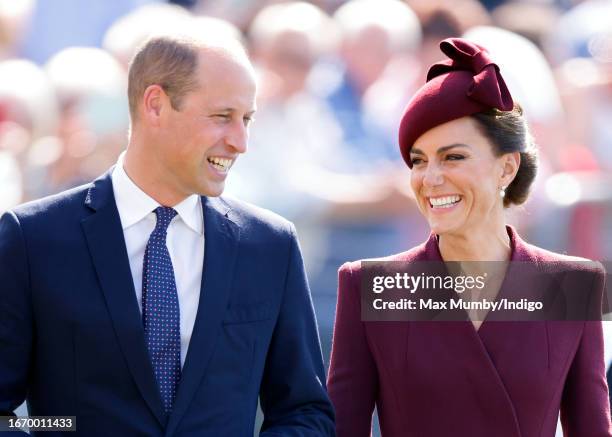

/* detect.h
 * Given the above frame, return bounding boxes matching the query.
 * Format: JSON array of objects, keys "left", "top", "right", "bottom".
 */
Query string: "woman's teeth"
[{"left": 429, "top": 195, "right": 461, "bottom": 208}]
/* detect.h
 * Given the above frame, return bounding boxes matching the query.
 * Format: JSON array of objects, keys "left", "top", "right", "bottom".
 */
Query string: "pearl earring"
[{"left": 499, "top": 186, "right": 507, "bottom": 198}]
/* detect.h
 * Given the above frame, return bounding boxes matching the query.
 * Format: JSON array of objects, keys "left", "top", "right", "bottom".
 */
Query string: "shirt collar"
[
  {"left": 111, "top": 151, "right": 203, "bottom": 235},
  {"left": 173, "top": 192, "right": 203, "bottom": 235}
]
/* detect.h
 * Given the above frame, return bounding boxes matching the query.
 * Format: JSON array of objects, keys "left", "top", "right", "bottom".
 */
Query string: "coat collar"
[{"left": 421, "top": 225, "right": 535, "bottom": 263}]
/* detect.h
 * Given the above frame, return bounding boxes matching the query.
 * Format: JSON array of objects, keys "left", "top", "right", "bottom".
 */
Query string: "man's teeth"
[
  {"left": 207, "top": 157, "right": 232, "bottom": 171},
  {"left": 430, "top": 195, "right": 461, "bottom": 208}
]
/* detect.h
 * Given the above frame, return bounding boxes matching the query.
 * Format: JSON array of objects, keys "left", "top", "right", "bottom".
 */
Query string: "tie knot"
[{"left": 153, "top": 206, "right": 177, "bottom": 234}]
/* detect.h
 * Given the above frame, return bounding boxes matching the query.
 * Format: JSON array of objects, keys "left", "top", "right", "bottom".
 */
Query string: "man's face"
[{"left": 157, "top": 51, "right": 257, "bottom": 198}]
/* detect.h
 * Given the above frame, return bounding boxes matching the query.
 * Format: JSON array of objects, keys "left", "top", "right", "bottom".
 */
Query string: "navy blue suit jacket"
[{"left": 0, "top": 170, "right": 334, "bottom": 436}]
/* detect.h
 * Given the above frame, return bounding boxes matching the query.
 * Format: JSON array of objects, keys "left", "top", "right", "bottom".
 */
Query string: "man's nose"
[{"left": 226, "top": 120, "right": 248, "bottom": 154}]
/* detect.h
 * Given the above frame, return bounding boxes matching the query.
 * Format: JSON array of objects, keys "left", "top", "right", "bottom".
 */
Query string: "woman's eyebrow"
[{"left": 410, "top": 143, "right": 471, "bottom": 155}]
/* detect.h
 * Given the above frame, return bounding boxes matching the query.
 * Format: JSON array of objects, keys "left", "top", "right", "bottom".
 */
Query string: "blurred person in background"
[
  {"left": 0, "top": 0, "right": 35, "bottom": 60},
  {"left": 41, "top": 47, "right": 129, "bottom": 197},
  {"left": 541, "top": 0, "right": 612, "bottom": 261},
  {"left": 328, "top": 37, "right": 612, "bottom": 437},
  {"left": 192, "top": 0, "right": 268, "bottom": 32},
  {"left": 18, "top": 0, "right": 159, "bottom": 64},
  {"left": 328, "top": 0, "right": 421, "bottom": 156},
  {"left": 192, "top": 0, "right": 348, "bottom": 27},
  {"left": 490, "top": 1, "right": 561, "bottom": 53},
  {"left": 407, "top": 0, "right": 491, "bottom": 81},
  {"left": 102, "top": 3, "right": 243, "bottom": 73},
  {"left": 0, "top": 31, "right": 335, "bottom": 436},
  {"left": 102, "top": 2, "right": 194, "bottom": 69},
  {"left": 0, "top": 58, "right": 58, "bottom": 203},
  {"left": 547, "top": 0, "right": 612, "bottom": 174}
]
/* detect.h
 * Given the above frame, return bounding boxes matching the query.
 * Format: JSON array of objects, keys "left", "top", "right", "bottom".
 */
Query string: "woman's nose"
[{"left": 422, "top": 162, "right": 444, "bottom": 187}]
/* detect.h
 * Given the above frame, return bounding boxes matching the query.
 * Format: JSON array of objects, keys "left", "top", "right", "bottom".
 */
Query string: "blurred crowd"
[{"left": 1, "top": 0, "right": 612, "bottom": 377}]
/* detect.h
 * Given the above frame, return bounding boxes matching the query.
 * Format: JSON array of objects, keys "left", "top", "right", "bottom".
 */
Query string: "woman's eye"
[
  {"left": 243, "top": 116, "right": 253, "bottom": 126},
  {"left": 446, "top": 154, "right": 465, "bottom": 161}
]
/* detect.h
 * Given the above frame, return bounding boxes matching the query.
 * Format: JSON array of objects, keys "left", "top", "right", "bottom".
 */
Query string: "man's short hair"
[{"left": 127, "top": 36, "right": 201, "bottom": 122}]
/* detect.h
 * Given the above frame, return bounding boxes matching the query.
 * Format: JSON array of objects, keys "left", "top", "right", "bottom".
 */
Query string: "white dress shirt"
[{"left": 111, "top": 152, "right": 204, "bottom": 367}]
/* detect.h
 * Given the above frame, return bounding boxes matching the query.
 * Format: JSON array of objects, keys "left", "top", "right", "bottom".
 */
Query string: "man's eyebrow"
[
  {"left": 410, "top": 143, "right": 471, "bottom": 155},
  {"left": 209, "top": 108, "right": 257, "bottom": 115},
  {"left": 209, "top": 107, "right": 233, "bottom": 113}
]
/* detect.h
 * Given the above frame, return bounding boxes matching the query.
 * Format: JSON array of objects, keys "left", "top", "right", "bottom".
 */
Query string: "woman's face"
[{"left": 409, "top": 116, "right": 516, "bottom": 236}]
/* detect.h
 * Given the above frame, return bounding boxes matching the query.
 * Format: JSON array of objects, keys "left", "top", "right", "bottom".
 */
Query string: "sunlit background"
[{"left": 2, "top": 0, "right": 611, "bottom": 435}]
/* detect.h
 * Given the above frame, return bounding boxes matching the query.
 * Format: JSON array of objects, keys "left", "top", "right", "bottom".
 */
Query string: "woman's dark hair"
[{"left": 471, "top": 104, "right": 538, "bottom": 208}]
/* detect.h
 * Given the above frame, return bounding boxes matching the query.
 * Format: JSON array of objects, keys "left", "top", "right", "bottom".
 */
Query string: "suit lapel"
[
  {"left": 81, "top": 171, "right": 166, "bottom": 427},
  {"left": 165, "top": 196, "right": 240, "bottom": 436}
]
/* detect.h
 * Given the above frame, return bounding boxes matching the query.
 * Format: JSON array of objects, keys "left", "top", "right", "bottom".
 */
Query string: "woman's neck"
[{"left": 438, "top": 224, "right": 512, "bottom": 262}]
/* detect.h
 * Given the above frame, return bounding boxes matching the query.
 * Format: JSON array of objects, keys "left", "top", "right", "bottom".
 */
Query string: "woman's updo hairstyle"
[{"left": 471, "top": 103, "right": 538, "bottom": 207}]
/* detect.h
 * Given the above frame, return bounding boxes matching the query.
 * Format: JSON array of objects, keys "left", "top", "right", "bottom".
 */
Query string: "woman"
[{"left": 327, "top": 38, "right": 611, "bottom": 436}]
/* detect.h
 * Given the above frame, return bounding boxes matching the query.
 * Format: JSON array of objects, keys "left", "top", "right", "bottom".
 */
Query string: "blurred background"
[{"left": 2, "top": 0, "right": 611, "bottom": 435}]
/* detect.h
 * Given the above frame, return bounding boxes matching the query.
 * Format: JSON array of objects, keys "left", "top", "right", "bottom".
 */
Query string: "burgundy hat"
[{"left": 398, "top": 38, "right": 514, "bottom": 168}]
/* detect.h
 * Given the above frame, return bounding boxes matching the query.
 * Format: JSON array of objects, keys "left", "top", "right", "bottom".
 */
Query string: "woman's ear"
[{"left": 500, "top": 151, "right": 520, "bottom": 187}]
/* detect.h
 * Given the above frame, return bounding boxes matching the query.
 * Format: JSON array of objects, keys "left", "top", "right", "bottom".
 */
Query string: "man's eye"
[
  {"left": 215, "top": 114, "right": 230, "bottom": 121},
  {"left": 411, "top": 157, "right": 424, "bottom": 165},
  {"left": 243, "top": 116, "right": 253, "bottom": 126}
]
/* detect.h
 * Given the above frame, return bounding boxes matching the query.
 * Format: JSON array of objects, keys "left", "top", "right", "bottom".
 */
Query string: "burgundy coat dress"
[{"left": 327, "top": 226, "right": 612, "bottom": 436}]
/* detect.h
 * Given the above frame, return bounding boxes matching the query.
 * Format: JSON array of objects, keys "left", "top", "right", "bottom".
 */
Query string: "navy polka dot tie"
[{"left": 142, "top": 206, "right": 181, "bottom": 414}]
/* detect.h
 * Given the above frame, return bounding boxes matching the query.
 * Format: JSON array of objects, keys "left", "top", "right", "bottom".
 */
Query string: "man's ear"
[
  {"left": 500, "top": 151, "right": 520, "bottom": 187},
  {"left": 141, "top": 84, "right": 167, "bottom": 127}
]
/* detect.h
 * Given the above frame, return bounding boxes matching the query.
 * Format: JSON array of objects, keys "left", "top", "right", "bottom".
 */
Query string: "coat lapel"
[
  {"left": 420, "top": 227, "right": 524, "bottom": 436},
  {"left": 165, "top": 196, "right": 240, "bottom": 436},
  {"left": 80, "top": 171, "right": 166, "bottom": 427}
]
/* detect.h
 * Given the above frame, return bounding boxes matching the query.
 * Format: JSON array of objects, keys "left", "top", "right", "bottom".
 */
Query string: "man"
[{"left": 0, "top": 34, "right": 335, "bottom": 436}]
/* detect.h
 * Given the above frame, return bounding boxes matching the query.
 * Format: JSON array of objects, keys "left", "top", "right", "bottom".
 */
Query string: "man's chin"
[{"left": 197, "top": 182, "right": 225, "bottom": 198}]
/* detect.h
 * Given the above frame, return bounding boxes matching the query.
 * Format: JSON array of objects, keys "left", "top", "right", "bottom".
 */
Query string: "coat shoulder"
[
  {"left": 523, "top": 241, "right": 588, "bottom": 262},
  {"left": 218, "top": 194, "right": 294, "bottom": 239},
  {"left": 338, "top": 240, "right": 430, "bottom": 276},
  {"left": 521, "top": 240, "right": 604, "bottom": 276},
  {"left": 10, "top": 183, "right": 92, "bottom": 223}
]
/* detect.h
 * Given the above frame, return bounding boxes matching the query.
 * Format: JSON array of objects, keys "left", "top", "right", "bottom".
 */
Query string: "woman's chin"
[{"left": 427, "top": 220, "right": 462, "bottom": 237}]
